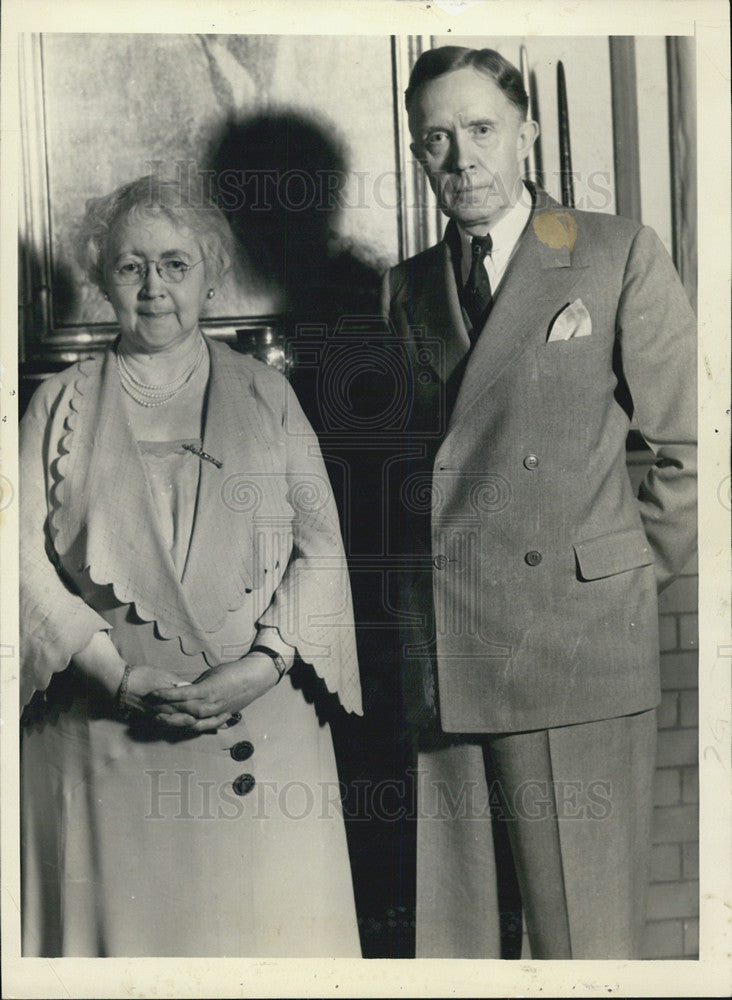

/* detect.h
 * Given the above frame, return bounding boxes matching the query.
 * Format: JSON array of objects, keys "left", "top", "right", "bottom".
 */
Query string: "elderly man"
[{"left": 383, "top": 46, "right": 696, "bottom": 958}]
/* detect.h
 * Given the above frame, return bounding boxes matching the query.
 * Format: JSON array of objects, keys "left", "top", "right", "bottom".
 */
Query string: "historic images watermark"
[
  {"left": 147, "top": 159, "right": 616, "bottom": 215},
  {"left": 143, "top": 767, "right": 613, "bottom": 823}
]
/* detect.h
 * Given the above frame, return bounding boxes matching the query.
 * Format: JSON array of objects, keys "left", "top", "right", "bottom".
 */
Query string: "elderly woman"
[{"left": 20, "top": 175, "right": 362, "bottom": 957}]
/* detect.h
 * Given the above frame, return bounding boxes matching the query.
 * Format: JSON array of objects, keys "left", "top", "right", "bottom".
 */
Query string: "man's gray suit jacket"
[{"left": 385, "top": 188, "right": 697, "bottom": 734}]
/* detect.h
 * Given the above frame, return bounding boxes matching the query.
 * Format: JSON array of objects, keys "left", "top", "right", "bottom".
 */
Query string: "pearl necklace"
[{"left": 117, "top": 337, "right": 205, "bottom": 407}]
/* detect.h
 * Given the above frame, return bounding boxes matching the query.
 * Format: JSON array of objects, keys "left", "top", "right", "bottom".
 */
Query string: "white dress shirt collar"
[{"left": 456, "top": 186, "right": 533, "bottom": 290}]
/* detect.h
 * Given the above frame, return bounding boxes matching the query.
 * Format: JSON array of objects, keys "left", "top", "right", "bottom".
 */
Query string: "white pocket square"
[{"left": 547, "top": 298, "right": 592, "bottom": 342}]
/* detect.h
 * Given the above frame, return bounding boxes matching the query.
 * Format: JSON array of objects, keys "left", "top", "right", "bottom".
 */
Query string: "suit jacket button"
[
  {"left": 525, "top": 550, "right": 542, "bottom": 566},
  {"left": 233, "top": 773, "right": 256, "bottom": 796},
  {"left": 230, "top": 740, "right": 254, "bottom": 762},
  {"left": 433, "top": 554, "right": 448, "bottom": 570},
  {"left": 523, "top": 454, "right": 540, "bottom": 470}
]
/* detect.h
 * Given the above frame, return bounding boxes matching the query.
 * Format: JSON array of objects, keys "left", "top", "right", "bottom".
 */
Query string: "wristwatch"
[{"left": 250, "top": 644, "right": 288, "bottom": 684}]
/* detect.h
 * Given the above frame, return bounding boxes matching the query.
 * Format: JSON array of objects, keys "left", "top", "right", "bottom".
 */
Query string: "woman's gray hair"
[{"left": 78, "top": 173, "right": 235, "bottom": 289}]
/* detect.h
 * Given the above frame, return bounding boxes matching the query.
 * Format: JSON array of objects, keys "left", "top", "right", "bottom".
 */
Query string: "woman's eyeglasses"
[{"left": 111, "top": 257, "right": 203, "bottom": 286}]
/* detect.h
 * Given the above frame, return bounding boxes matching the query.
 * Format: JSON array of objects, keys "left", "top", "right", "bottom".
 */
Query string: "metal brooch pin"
[{"left": 182, "top": 443, "right": 223, "bottom": 469}]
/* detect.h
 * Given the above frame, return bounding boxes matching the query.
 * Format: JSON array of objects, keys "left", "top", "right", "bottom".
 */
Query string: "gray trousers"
[{"left": 415, "top": 709, "right": 657, "bottom": 959}]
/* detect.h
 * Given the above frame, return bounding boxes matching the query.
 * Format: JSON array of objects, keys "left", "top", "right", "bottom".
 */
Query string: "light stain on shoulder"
[{"left": 533, "top": 211, "right": 578, "bottom": 252}]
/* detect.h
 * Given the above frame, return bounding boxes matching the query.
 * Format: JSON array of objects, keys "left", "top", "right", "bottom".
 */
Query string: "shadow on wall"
[
  {"left": 206, "top": 115, "right": 417, "bottom": 958},
  {"left": 205, "top": 111, "right": 385, "bottom": 324}
]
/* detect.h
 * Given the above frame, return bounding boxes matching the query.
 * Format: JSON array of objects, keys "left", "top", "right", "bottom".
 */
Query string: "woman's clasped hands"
[{"left": 142, "top": 652, "right": 283, "bottom": 732}]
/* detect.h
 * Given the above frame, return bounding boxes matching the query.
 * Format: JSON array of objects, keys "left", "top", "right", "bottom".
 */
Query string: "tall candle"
[
  {"left": 520, "top": 45, "right": 538, "bottom": 185},
  {"left": 557, "top": 61, "right": 574, "bottom": 207}
]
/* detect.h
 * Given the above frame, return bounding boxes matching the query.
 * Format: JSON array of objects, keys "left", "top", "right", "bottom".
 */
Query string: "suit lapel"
[
  {"left": 446, "top": 194, "right": 587, "bottom": 432},
  {"left": 410, "top": 240, "right": 471, "bottom": 383}
]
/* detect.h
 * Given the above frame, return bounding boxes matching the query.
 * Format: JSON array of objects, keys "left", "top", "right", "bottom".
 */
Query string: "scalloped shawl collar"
[{"left": 50, "top": 338, "right": 289, "bottom": 654}]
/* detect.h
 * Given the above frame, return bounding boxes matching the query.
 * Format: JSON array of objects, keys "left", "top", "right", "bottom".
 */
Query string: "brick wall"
[
  {"left": 627, "top": 453, "right": 699, "bottom": 960},
  {"left": 643, "top": 554, "right": 699, "bottom": 958}
]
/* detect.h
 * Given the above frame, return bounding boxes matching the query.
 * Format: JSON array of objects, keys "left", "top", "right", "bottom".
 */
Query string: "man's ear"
[{"left": 517, "top": 120, "right": 539, "bottom": 161}]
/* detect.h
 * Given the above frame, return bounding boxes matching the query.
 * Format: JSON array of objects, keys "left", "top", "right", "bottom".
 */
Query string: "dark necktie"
[{"left": 463, "top": 234, "right": 493, "bottom": 340}]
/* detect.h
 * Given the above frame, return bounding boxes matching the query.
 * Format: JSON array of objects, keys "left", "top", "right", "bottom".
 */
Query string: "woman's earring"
[{"left": 207, "top": 288, "right": 215, "bottom": 299}]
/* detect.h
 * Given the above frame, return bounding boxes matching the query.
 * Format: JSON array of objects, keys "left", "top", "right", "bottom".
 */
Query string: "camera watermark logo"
[
  {"left": 0, "top": 474, "right": 14, "bottom": 511},
  {"left": 717, "top": 475, "right": 731, "bottom": 511}
]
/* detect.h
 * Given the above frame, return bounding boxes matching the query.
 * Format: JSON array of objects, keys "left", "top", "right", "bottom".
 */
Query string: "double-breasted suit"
[{"left": 384, "top": 186, "right": 697, "bottom": 957}]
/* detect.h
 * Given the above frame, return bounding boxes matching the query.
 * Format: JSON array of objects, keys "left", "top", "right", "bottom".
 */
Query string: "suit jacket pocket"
[
  {"left": 546, "top": 297, "right": 593, "bottom": 341},
  {"left": 536, "top": 332, "right": 600, "bottom": 378},
  {"left": 574, "top": 527, "right": 654, "bottom": 581}
]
